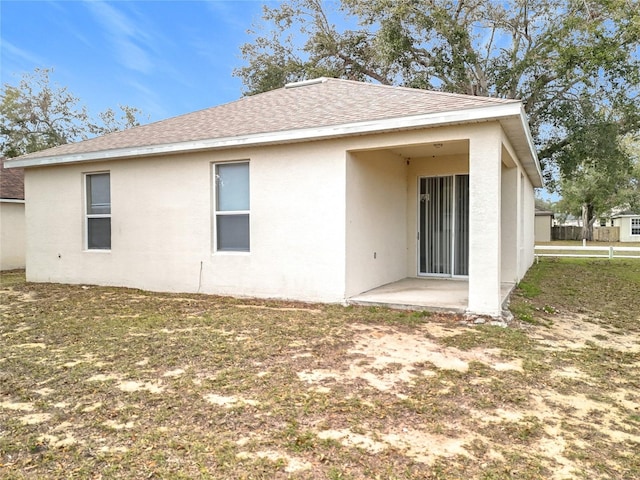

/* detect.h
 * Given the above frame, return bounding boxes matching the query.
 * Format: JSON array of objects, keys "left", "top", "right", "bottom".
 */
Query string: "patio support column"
[{"left": 468, "top": 124, "right": 503, "bottom": 316}]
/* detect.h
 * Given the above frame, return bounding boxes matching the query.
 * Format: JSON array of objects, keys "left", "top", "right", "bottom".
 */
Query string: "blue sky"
[{"left": 1, "top": 1, "right": 276, "bottom": 122}]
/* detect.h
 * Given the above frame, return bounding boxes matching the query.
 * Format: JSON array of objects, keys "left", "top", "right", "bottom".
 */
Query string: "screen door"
[{"left": 419, "top": 175, "right": 469, "bottom": 276}]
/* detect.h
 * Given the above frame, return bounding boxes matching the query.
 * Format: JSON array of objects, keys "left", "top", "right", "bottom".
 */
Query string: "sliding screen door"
[{"left": 419, "top": 175, "right": 469, "bottom": 276}]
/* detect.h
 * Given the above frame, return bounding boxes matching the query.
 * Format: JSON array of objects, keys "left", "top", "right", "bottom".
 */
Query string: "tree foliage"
[
  {"left": 534, "top": 196, "right": 556, "bottom": 212},
  {"left": 0, "top": 68, "right": 146, "bottom": 158},
  {"left": 557, "top": 132, "right": 640, "bottom": 237},
  {"left": 235, "top": 0, "right": 640, "bottom": 177},
  {"left": 553, "top": 90, "right": 640, "bottom": 238}
]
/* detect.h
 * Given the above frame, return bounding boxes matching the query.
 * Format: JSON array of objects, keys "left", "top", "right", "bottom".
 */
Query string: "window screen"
[
  {"left": 86, "top": 173, "right": 111, "bottom": 250},
  {"left": 214, "top": 163, "right": 249, "bottom": 251}
]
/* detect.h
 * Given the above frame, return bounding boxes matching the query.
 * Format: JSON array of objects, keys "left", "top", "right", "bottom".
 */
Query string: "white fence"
[{"left": 535, "top": 244, "right": 640, "bottom": 260}]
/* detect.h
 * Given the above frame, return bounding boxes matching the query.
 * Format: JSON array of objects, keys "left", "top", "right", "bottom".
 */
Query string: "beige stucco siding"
[
  {"left": 25, "top": 142, "right": 347, "bottom": 302},
  {"left": 499, "top": 136, "right": 536, "bottom": 285},
  {"left": 501, "top": 164, "right": 518, "bottom": 283},
  {"left": 0, "top": 201, "right": 26, "bottom": 270},
  {"left": 23, "top": 121, "right": 539, "bottom": 314},
  {"left": 521, "top": 174, "right": 536, "bottom": 277},
  {"left": 499, "top": 132, "right": 536, "bottom": 282},
  {"left": 345, "top": 150, "right": 407, "bottom": 297}
]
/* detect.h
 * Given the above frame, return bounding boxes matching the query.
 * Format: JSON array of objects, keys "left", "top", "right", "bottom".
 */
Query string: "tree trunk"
[{"left": 581, "top": 203, "right": 595, "bottom": 241}]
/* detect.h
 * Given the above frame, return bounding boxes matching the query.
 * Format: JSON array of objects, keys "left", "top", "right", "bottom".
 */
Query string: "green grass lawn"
[
  {"left": 1, "top": 261, "right": 639, "bottom": 479},
  {"left": 510, "top": 257, "right": 640, "bottom": 330}
]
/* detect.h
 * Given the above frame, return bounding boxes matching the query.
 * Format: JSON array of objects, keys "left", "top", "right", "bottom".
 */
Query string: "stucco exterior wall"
[
  {"left": 499, "top": 134, "right": 536, "bottom": 283},
  {"left": 501, "top": 164, "right": 519, "bottom": 283},
  {"left": 521, "top": 174, "right": 536, "bottom": 278},
  {"left": 0, "top": 200, "right": 25, "bottom": 270},
  {"left": 345, "top": 150, "right": 407, "bottom": 297},
  {"left": 25, "top": 141, "right": 347, "bottom": 303},
  {"left": 23, "top": 121, "right": 540, "bottom": 313}
]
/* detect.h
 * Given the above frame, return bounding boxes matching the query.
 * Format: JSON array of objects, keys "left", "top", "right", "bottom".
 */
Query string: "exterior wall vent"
[{"left": 284, "top": 77, "right": 329, "bottom": 89}]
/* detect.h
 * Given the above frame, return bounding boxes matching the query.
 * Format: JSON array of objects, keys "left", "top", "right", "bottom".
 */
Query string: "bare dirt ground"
[{"left": 1, "top": 261, "right": 639, "bottom": 479}]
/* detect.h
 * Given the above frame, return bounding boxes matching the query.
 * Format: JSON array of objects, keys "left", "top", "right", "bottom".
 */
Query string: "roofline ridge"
[{"left": 323, "top": 77, "right": 519, "bottom": 103}]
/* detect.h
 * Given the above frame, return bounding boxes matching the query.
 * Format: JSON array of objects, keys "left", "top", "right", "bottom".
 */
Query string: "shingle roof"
[
  {"left": 0, "top": 157, "right": 25, "bottom": 200},
  {"left": 17, "top": 78, "right": 518, "bottom": 161}
]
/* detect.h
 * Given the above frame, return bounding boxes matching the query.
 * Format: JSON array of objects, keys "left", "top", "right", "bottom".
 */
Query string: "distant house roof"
[
  {"left": 601, "top": 206, "right": 639, "bottom": 218},
  {"left": 0, "top": 157, "right": 25, "bottom": 200},
  {"left": 535, "top": 209, "right": 554, "bottom": 216},
  {"left": 5, "top": 77, "right": 541, "bottom": 186}
]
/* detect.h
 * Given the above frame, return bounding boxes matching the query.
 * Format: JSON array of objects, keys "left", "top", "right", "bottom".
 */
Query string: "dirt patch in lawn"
[
  {"left": 298, "top": 324, "right": 522, "bottom": 395},
  {"left": 291, "top": 320, "right": 638, "bottom": 476},
  {"left": 530, "top": 313, "right": 640, "bottom": 352}
]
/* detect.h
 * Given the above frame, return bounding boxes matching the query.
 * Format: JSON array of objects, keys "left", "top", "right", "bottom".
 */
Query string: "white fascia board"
[
  {"left": 0, "top": 198, "right": 25, "bottom": 203},
  {"left": 8, "top": 102, "right": 529, "bottom": 168},
  {"left": 518, "top": 105, "right": 543, "bottom": 186}
]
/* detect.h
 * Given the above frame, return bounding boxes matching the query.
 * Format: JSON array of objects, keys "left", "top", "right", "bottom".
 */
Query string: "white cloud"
[
  {"left": 83, "top": 0, "right": 155, "bottom": 74},
  {"left": 1, "top": 39, "right": 46, "bottom": 67},
  {"left": 125, "top": 79, "right": 169, "bottom": 119}
]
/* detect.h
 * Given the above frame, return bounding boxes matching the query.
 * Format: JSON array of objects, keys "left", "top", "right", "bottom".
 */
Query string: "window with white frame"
[
  {"left": 85, "top": 172, "right": 111, "bottom": 250},
  {"left": 632, "top": 218, "right": 640, "bottom": 236},
  {"left": 214, "top": 162, "right": 249, "bottom": 251}
]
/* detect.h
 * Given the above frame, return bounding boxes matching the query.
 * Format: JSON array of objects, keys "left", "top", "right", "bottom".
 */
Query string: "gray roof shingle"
[
  {"left": 17, "top": 78, "right": 518, "bottom": 161},
  {"left": 0, "top": 157, "right": 25, "bottom": 200}
]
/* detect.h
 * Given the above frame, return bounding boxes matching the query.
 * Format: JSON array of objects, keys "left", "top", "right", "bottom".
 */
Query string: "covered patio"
[
  {"left": 345, "top": 122, "right": 536, "bottom": 317},
  {"left": 348, "top": 278, "right": 516, "bottom": 313}
]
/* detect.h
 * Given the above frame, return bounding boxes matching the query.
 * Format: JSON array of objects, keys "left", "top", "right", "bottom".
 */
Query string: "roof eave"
[
  {"left": 518, "top": 105, "right": 543, "bottom": 188},
  {"left": 612, "top": 214, "right": 639, "bottom": 218},
  {"left": 5, "top": 102, "right": 542, "bottom": 186}
]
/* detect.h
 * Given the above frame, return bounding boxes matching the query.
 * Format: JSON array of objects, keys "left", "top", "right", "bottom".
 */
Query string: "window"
[
  {"left": 632, "top": 218, "right": 640, "bottom": 236},
  {"left": 600, "top": 219, "right": 606, "bottom": 227},
  {"left": 85, "top": 172, "right": 111, "bottom": 250},
  {"left": 214, "top": 162, "right": 249, "bottom": 251}
]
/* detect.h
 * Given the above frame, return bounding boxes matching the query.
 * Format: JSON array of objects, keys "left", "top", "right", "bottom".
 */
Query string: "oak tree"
[
  {"left": 0, "top": 68, "right": 145, "bottom": 158},
  {"left": 235, "top": 0, "right": 640, "bottom": 182}
]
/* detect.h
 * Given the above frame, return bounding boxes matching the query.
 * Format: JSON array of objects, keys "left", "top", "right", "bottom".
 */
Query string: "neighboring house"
[
  {"left": 611, "top": 213, "right": 640, "bottom": 243},
  {"left": 5, "top": 78, "right": 542, "bottom": 316},
  {"left": 534, "top": 210, "right": 553, "bottom": 243},
  {"left": 0, "top": 157, "right": 26, "bottom": 270}
]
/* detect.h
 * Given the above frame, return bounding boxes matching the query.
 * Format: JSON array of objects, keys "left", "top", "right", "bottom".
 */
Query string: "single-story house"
[
  {"left": 5, "top": 78, "right": 542, "bottom": 316},
  {"left": 0, "top": 157, "right": 26, "bottom": 270},
  {"left": 611, "top": 213, "right": 640, "bottom": 242},
  {"left": 534, "top": 209, "right": 554, "bottom": 243}
]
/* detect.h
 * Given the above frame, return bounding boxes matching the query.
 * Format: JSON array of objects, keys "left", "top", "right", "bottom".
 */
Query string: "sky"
[{"left": 1, "top": 0, "right": 278, "bottom": 122}]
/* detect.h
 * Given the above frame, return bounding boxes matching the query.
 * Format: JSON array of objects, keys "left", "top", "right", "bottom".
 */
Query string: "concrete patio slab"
[{"left": 348, "top": 278, "right": 515, "bottom": 313}]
